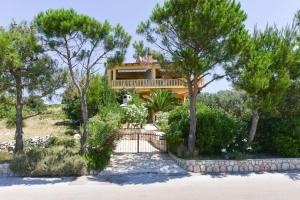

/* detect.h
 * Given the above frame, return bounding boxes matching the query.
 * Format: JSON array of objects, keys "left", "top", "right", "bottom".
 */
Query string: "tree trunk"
[
  {"left": 80, "top": 93, "right": 89, "bottom": 154},
  {"left": 248, "top": 110, "right": 259, "bottom": 144},
  {"left": 14, "top": 74, "right": 24, "bottom": 153},
  {"left": 187, "top": 78, "right": 197, "bottom": 152}
]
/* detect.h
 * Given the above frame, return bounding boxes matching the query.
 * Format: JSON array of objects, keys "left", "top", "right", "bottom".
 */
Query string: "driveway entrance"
[
  {"left": 100, "top": 127, "right": 186, "bottom": 177},
  {"left": 114, "top": 128, "right": 167, "bottom": 153}
]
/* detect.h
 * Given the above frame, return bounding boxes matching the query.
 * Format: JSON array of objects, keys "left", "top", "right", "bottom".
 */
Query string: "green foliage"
[
  {"left": 121, "top": 104, "right": 148, "bottom": 128},
  {"left": 167, "top": 102, "right": 246, "bottom": 156},
  {"left": 5, "top": 109, "right": 21, "bottom": 129},
  {"left": 128, "top": 91, "right": 142, "bottom": 106},
  {"left": 24, "top": 96, "right": 46, "bottom": 114},
  {"left": 272, "top": 135, "right": 300, "bottom": 157},
  {"left": 254, "top": 112, "right": 300, "bottom": 155},
  {"left": 0, "top": 95, "right": 14, "bottom": 119},
  {"left": 47, "top": 136, "right": 78, "bottom": 149},
  {"left": 0, "top": 21, "right": 67, "bottom": 98},
  {"left": 227, "top": 26, "right": 296, "bottom": 112},
  {"left": 10, "top": 146, "right": 88, "bottom": 177},
  {"left": 199, "top": 90, "right": 251, "bottom": 119},
  {"left": 137, "top": 0, "right": 248, "bottom": 76},
  {"left": 145, "top": 89, "right": 179, "bottom": 113},
  {"left": 156, "top": 111, "right": 169, "bottom": 132},
  {"left": 35, "top": 9, "right": 131, "bottom": 69},
  {"left": 133, "top": 40, "right": 148, "bottom": 60},
  {"left": 62, "top": 75, "right": 119, "bottom": 122},
  {"left": 84, "top": 109, "right": 121, "bottom": 170}
]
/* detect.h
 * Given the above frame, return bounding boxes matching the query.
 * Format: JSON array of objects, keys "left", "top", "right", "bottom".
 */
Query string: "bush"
[
  {"left": 166, "top": 102, "right": 247, "bottom": 156},
  {"left": 84, "top": 108, "right": 121, "bottom": 170},
  {"left": 47, "top": 136, "right": 78, "bottom": 148},
  {"left": 272, "top": 135, "right": 300, "bottom": 157},
  {"left": 62, "top": 75, "right": 118, "bottom": 122},
  {"left": 24, "top": 96, "right": 46, "bottom": 113},
  {"left": 156, "top": 111, "right": 169, "bottom": 132},
  {"left": 254, "top": 112, "right": 300, "bottom": 155},
  {"left": 10, "top": 146, "right": 88, "bottom": 176},
  {"left": 121, "top": 104, "right": 148, "bottom": 128}
]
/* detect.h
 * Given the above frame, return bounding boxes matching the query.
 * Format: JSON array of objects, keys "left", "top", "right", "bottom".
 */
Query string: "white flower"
[
  {"left": 221, "top": 148, "right": 227, "bottom": 153},
  {"left": 246, "top": 146, "right": 252, "bottom": 150}
]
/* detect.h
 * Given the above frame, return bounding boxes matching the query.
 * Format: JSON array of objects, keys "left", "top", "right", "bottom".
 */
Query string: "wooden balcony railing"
[{"left": 111, "top": 79, "right": 187, "bottom": 89}]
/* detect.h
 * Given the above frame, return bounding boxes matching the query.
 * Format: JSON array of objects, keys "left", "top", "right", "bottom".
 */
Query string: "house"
[{"left": 106, "top": 53, "right": 204, "bottom": 101}]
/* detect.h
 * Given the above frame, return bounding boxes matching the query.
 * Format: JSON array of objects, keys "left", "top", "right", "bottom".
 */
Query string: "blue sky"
[{"left": 0, "top": 0, "right": 299, "bottom": 93}]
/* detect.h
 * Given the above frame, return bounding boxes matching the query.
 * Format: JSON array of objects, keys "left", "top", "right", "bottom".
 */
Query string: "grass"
[
  {"left": 0, "top": 151, "right": 13, "bottom": 163},
  {"left": 0, "top": 106, "right": 73, "bottom": 143}
]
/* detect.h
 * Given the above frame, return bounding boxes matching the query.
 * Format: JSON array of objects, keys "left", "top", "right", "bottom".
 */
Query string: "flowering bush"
[{"left": 121, "top": 104, "right": 148, "bottom": 128}]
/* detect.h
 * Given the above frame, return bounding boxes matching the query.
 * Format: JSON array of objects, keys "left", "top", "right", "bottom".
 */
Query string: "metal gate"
[{"left": 114, "top": 129, "right": 167, "bottom": 153}]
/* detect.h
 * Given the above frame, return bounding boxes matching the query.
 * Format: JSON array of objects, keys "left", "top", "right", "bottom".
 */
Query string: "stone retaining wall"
[
  {"left": 169, "top": 153, "right": 300, "bottom": 173},
  {"left": 0, "top": 136, "right": 50, "bottom": 152},
  {"left": 0, "top": 164, "right": 14, "bottom": 177}
]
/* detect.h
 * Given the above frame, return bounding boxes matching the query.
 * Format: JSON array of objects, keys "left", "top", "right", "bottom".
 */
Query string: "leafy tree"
[
  {"left": 35, "top": 9, "right": 131, "bottom": 153},
  {"left": 199, "top": 90, "right": 250, "bottom": 118},
  {"left": 0, "top": 22, "right": 66, "bottom": 152},
  {"left": 137, "top": 0, "right": 248, "bottom": 152},
  {"left": 144, "top": 89, "right": 179, "bottom": 121},
  {"left": 226, "top": 26, "right": 299, "bottom": 143}
]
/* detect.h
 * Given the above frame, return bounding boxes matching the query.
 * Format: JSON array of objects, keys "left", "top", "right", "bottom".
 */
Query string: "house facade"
[{"left": 106, "top": 54, "right": 204, "bottom": 101}]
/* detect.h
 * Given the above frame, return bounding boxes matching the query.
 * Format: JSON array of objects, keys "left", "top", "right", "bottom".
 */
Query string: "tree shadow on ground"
[
  {"left": 0, "top": 177, "right": 75, "bottom": 187},
  {"left": 203, "top": 170, "right": 300, "bottom": 181},
  {"left": 88, "top": 172, "right": 190, "bottom": 185}
]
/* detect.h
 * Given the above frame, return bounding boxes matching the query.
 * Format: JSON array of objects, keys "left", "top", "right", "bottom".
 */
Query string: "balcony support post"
[
  {"left": 107, "top": 69, "right": 112, "bottom": 86},
  {"left": 151, "top": 68, "right": 156, "bottom": 79},
  {"left": 112, "top": 69, "right": 116, "bottom": 80}
]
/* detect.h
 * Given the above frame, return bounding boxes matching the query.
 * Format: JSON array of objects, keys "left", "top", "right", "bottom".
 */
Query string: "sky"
[{"left": 0, "top": 0, "right": 299, "bottom": 94}]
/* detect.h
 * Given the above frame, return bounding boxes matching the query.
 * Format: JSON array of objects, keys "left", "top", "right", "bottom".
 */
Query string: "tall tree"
[
  {"left": 35, "top": 9, "right": 131, "bottom": 153},
  {"left": 132, "top": 40, "right": 147, "bottom": 61},
  {"left": 0, "top": 22, "right": 66, "bottom": 152},
  {"left": 137, "top": 0, "right": 248, "bottom": 152},
  {"left": 226, "top": 25, "right": 299, "bottom": 143}
]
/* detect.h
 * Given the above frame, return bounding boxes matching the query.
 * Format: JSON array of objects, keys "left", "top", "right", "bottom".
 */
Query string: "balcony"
[{"left": 111, "top": 79, "right": 187, "bottom": 89}]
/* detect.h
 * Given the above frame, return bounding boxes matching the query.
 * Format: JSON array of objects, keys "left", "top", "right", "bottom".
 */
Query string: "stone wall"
[
  {"left": 0, "top": 136, "right": 50, "bottom": 152},
  {"left": 0, "top": 164, "right": 14, "bottom": 177},
  {"left": 169, "top": 153, "right": 300, "bottom": 173}
]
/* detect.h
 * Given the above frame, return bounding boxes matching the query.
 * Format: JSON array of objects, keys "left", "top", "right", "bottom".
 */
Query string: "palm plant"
[{"left": 144, "top": 89, "right": 179, "bottom": 122}]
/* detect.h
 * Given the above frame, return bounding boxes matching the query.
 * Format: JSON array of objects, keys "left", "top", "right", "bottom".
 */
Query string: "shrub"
[
  {"left": 253, "top": 112, "right": 300, "bottom": 155},
  {"left": 272, "top": 135, "right": 300, "bottom": 157},
  {"left": 166, "top": 102, "right": 246, "bottom": 156},
  {"left": 62, "top": 75, "right": 118, "bottom": 122},
  {"left": 156, "top": 111, "right": 169, "bottom": 132},
  {"left": 24, "top": 96, "right": 46, "bottom": 113},
  {"left": 47, "top": 136, "right": 78, "bottom": 148},
  {"left": 84, "top": 109, "right": 121, "bottom": 170},
  {"left": 10, "top": 146, "right": 87, "bottom": 176},
  {"left": 121, "top": 103, "right": 148, "bottom": 128}
]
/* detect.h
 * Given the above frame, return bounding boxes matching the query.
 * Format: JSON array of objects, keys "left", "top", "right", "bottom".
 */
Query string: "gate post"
[{"left": 137, "top": 132, "right": 140, "bottom": 153}]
